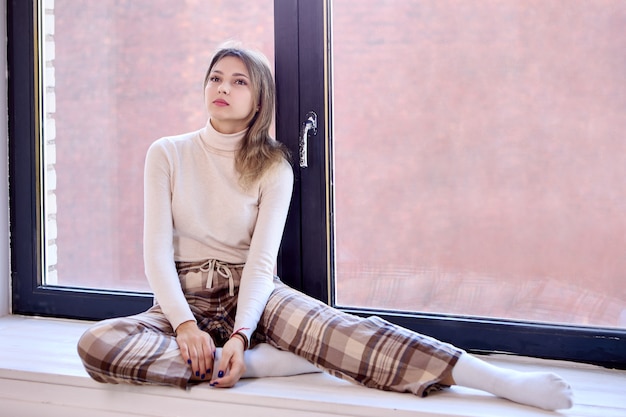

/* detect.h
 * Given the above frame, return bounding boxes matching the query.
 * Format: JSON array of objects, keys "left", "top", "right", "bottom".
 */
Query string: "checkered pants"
[{"left": 77, "top": 260, "right": 461, "bottom": 396}]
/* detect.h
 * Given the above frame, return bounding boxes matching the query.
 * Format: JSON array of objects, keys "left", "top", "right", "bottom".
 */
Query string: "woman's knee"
[{"left": 77, "top": 318, "right": 129, "bottom": 365}]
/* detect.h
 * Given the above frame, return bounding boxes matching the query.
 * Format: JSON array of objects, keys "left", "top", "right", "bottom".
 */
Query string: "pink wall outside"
[
  {"left": 331, "top": 0, "right": 626, "bottom": 327},
  {"left": 54, "top": 0, "right": 274, "bottom": 291},
  {"left": 53, "top": 1, "right": 626, "bottom": 328}
]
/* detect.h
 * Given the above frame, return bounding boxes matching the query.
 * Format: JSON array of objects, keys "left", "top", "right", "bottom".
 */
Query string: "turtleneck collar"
[{"left": 199, "top": 119, "right": 247, "bottom": 153}]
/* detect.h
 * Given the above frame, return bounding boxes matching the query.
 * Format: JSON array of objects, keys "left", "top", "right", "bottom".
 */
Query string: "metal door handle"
[{"left": 299, "top": 111, "right": 317, "bottom": 168}]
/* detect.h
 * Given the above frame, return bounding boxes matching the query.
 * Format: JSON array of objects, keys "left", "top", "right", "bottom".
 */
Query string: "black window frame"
[{"left": 9, "top": 0, "right": 154, "bottom": 319}]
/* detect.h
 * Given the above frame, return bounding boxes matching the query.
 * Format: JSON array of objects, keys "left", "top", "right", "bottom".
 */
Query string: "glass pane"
[
  {"left": 332, "top": 0, "right": 626, "bottom": 329},
  {"left": 42, "top": 0, "right": 274, "bottom": 292}
]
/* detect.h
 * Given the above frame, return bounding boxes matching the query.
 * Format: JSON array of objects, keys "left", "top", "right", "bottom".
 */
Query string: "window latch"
[{"left": 299, "top": 111, "right": 317, "bottom": 168}]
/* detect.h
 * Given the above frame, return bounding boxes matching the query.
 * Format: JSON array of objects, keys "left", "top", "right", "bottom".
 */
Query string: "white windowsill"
[{"left": 0, "top": 315, "right": 624, "bottom": 417}]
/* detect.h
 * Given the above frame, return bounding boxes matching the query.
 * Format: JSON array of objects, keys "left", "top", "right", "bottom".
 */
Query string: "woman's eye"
[
  {"left": 235, "top": 79, "right": 248, "bottom": 86},
  {"left": 209, "top": 76, "right": 220, "bottom": 82}
]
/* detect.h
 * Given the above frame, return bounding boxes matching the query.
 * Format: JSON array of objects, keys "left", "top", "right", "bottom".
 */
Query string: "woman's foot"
[
  {"left": 451, "top": 353, "right": 573, "bottom": 410},
  {"left": 210, "top": 343, "right": 321, "bottom": 379}
]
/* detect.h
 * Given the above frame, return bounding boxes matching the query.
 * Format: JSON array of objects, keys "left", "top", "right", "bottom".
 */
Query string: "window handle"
[{"left": 299, "top": 111, "right": 317, "bottom": 168}]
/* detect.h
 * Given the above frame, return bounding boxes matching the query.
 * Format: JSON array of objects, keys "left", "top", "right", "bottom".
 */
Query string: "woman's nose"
[{"left": 218, "top": 82, "right": 229, "bottom": 94}]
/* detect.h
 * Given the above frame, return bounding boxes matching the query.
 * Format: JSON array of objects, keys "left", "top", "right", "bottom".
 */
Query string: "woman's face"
[{"left": 205, "top": 56, "right": 255, "bottom": 134}]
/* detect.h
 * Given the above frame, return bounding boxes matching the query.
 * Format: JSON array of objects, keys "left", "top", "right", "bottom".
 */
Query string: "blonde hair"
[{"left": 204, "top": 42, "right": 290, "bottom": 187}]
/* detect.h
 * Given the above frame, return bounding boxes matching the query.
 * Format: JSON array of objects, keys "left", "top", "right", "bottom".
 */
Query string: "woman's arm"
[
  {"left": 143, "top": 140, "right": 216, "bottom": 380},
  {"left": 143, "top": 140, "right": 195, "bottom": 330},
  {"left": 212, "top": 160, "right": 294, "bottom": 387},
  {"left": 234, "top": 160, "right": 295, "bottom": 343}
]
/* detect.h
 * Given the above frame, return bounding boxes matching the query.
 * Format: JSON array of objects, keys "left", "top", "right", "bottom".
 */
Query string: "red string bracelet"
[{"left": 230, "top": 327, "right": 250, "bottom": 350}]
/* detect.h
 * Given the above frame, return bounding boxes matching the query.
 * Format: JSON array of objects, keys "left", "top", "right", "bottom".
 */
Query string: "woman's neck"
[
  {"left": 209, "top": 118, "right": 249, "bottom": 135},
  {"left": 201, "top": 119, "right": 247, "bottom": 152}
]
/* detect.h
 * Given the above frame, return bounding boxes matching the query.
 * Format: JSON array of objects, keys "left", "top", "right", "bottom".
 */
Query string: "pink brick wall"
[
  {"left": 54, "top": 0, "right": 273, "bottom": 290},
  {"left": 331, "top": 0, "right": 626, "bottom": 327}
]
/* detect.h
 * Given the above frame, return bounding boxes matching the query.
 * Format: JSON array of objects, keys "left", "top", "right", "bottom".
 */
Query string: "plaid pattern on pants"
[{"left": 78, "top": 260, "right": 462, "bottom": 395}]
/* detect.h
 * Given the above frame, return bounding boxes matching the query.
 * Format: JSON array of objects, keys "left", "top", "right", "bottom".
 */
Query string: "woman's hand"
[
  {"left": 210, "top": 335, "right": 246, "bottom": 388},
  {"left": 175, "top": 320, "right": 216, "bottom": 381}
]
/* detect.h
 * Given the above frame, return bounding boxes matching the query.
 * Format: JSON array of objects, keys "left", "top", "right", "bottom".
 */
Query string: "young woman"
[{"left": 77, "top": 43, "right": 573, "bottom": 411}]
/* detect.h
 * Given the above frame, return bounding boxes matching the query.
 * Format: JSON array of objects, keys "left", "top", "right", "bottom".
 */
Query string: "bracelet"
[
  {"left": 230, "top": 327, "right": 250, "bottom": 350},
  {"left": 230, "top": 332, "right": 249, "bottom": 350}
]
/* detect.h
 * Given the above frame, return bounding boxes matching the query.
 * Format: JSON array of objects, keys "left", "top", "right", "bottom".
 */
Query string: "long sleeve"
[
  {"left": 233, "top": 161, "right": 294, "bottom": 342},
  {"left": 143, "top": 139, "right": 196, "bottom": 331}
]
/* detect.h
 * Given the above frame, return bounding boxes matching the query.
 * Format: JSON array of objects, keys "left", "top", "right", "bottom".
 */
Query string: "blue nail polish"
[
  {"left": 207, "top": 368, "right": 211, "bottom": 374},
  {"left": 210, "top": 382, "right": 217, "bottom": 386},
  {"left": 187, "top": 359, "right": 192, "bottom": 365},
  {"left": 218, "top": 370, "right": 224, "bottom": 378},
  {"left": 201, "top": 374, "right": 205, "bottom": 379},
  {"left": 195, "top": 371, "right": 200, "bottom": 377}
]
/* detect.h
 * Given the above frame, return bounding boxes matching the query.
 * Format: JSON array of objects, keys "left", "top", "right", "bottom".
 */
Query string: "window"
[
  {"left": 332, "top": 1, "right": 626, "bottom": 329},
  {"left": 9, "top": 0, "right": 275, "bottom": 318},
  {"left": 10, "top": 0, "right": 626, "bottom": 369},
  {"left": 291, "top": 0, "right": 626, "bottom": 368}
]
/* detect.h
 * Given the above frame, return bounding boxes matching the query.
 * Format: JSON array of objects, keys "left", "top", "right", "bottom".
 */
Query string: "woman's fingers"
[
  {"left": 189, "top": 337, "right": 203, "bottom": 379},
  {"left": 192, "top": 335, "right": 216, "bottom": 380},
  {"left": 175, "top": 323, "right": 215, "bottom": 380},
  {"left": 197, "top": 339, "right": 215, "bottom": 380},
  {"left": 211, "top": 359, "right": 244, "bottom": 388},
  {"left": 178, "top": 340, "right": 191, "bottom": 366},
  {"left": 210, "top": 338, "right": 245, "bottom": 388},
  {"left": 178, "top": 340, "right": 201, "bottom": 378}
]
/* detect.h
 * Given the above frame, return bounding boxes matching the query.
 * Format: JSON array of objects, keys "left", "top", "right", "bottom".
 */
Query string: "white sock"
[
  {"left": 213, "top": 343, "right": 321, "bottom": 379},
  {"left": 451, "top": 353, "right": 573, "bottom": 410}
]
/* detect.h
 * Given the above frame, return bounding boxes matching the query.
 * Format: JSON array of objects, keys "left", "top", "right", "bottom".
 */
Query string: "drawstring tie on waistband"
[{"left": 198, "top": 259, "right": 245, "bottom": 296}]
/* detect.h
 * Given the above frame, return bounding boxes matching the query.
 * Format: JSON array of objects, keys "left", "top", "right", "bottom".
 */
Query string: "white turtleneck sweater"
[{"left": 143, "top": 120, "right": 294, "bottom": 343}]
